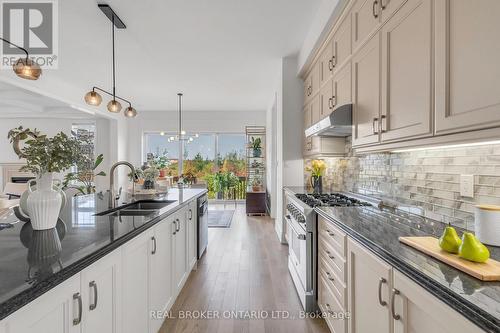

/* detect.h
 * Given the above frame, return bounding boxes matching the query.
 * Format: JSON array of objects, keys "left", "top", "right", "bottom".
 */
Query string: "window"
[{"left": 143, "top": 132, "right": 247, "bottom": 200}]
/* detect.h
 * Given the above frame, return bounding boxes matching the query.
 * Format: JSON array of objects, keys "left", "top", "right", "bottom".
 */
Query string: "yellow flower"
[{"left": 307, "top": 159, "right": 326, "bottom": 177}]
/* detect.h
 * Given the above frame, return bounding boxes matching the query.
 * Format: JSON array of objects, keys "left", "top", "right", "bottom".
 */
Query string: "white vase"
[{"left": 27, "top": 173, "right": 63, "bottom": 230}]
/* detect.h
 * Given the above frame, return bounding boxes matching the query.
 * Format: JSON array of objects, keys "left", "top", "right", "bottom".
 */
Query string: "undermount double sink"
[{"left": 95, "top": 200, "right": 177, "bottom": 217}]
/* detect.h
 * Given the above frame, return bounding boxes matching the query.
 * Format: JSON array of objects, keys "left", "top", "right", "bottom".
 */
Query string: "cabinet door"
[
  {"left": 320, "top": 40, "right": 334, "bottom": 85},
  {"left": 187, "top": 200, "right": 198, "bottom": 270},
  {"left": 4, "top": 275, "right": 81, "bottom": 333},
  {"left": 332, "top": 15, "right": 352, "bottom": 74},
  {"left": 352, "top": 0, "right": 381, "bottom": 51},
  {"left": 173, "top": 210, "right": 187, "bottom": 295},
  {"left": 320, "top": 79, "right": 334, "bottom": 119},
  {"left": 303, "top": 105, "right": 312, "bottom": 129},
  {"left": 435, "top": 0, "right": 500, "bottom": 134},
  {"left": 380, "top": 0, "right": 408, "bottom": 22},
  {"left": 352, "top": 35, "right": 381, "bottom": 147},
  {"left": 81, "top": 251, "right": 122, "bottom": 333},
  {"left": 149, "top": 218, "right": 174, "bottom": 333},
  {"left": 311, "top": 94, "right": 321, "bottom": 124},
  {"left": 392, "top": 270, "right": 480, "bottom": 333},
  {"left": 348, "top": 238, "right": 392, "bottom": 333},
  {"left": 332, "top": 62, "right": 352, "bottom": 110},
  {"left": 122, "top": 232, "right": 151, "bottom": 333},
  {"left": 380, "top": 0, "right": 433, "bottom": 142}
]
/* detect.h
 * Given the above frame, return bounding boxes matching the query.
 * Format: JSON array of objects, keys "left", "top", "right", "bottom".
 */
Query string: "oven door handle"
[{"left": 285, "top": 215, "right": 307, "bottom": 240}]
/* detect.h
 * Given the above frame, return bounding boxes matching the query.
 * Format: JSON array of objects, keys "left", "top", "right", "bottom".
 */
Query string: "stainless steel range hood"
[{"left": 305, "top": 103, "right": 352, "bottom": 138}]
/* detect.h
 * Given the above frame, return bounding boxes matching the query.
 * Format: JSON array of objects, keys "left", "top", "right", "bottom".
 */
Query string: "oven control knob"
[
  {"left": 298, "top": 216, "right": 305, "bottom": 223},
  {"left": 297, "top": 234, "right": 306, "bottom": 240}
]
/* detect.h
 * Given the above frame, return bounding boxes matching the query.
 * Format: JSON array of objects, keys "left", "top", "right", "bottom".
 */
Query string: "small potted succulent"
[
  {"left": 143, "top": 167, "right": 160, "bottom": 189},
  {"left": 250, "top": 137, "right": 262, "bottom": 157},
  {"left": 8, "top": 127, "right": 80, "bottom": 230}
]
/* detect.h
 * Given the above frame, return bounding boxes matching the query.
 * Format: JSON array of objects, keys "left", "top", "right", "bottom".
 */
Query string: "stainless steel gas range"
[{"left": 284, "top": 190, "right": 373, "bottom": 312}]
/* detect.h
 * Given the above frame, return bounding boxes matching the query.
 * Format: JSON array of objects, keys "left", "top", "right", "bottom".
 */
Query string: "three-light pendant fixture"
[
  {"left": 166, "top": 93, "right": 199, "bottom": 143},
  {"left": 0, "top": 37, "right": 42, "bottom": 80},
  {"left": 84, "top": 4, "right": 137, "bottom": 118}
]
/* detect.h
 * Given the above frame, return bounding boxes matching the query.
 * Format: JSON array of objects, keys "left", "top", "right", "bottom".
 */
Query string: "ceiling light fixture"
[
  {"left": 0, "top": 37, "right": 42, "bottom": 80},
  {"left": 167, "top": 93, "right": 199, "bottom": 144},
  {"left": 83, "top": 5, "right": 137, "bottom": 118}
]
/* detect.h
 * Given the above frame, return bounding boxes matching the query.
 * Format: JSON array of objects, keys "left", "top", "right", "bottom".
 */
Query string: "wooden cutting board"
[{"left": 399, "top": 236, "right": 500, "bottom": 281}]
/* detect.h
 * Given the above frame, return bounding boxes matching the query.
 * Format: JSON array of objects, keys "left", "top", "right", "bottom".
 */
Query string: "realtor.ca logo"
[{"left": 1, "top": 0, "right": 58, "bottom": 69}]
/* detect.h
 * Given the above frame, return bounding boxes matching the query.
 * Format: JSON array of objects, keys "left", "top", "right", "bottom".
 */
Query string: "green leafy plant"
[
  {"left": 250, "top": 137, "right": 262, "bottom": 157},
  {"left": 143, "top": 167, "right": 160, "bottom": 181},
  {"left": 8, "top": 127, "right": 81, "bottom": 175},
  {"left": 128, "top": 168, "right": 144, "bottom": 182},
  {"left": 7, "top": 126, "right": 41, "bottom": 158},
  {"left": 151, "top": 155, "right": 170, "bottom": 170},
  {"left": 62, "top": 154, "right": 107, "bottom": 195}
]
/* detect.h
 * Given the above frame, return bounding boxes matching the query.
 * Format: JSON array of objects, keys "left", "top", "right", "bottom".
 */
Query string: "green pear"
[
  {"left": 438, "top": 226, "right": 462, "bottom": 254},
  {"left": 458, "top": 233, "right": 490, "bottom": 263}
]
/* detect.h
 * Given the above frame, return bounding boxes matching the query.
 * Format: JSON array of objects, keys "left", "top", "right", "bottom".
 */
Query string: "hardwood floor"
[{"left": 159, "top": 204, "right": 329, "bottom": 333}]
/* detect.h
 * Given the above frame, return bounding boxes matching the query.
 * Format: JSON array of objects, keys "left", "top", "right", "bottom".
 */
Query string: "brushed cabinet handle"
[
  {"left": 325, "top": 250, "right": 335, "bottom": 260},
  {"left": 326, "top": 271, "right": 334, "bottom": 282},
  {"left": 151, "top": 236, "right": 157, "bottom": 255},
  {"left": 189, "top": 209, "right": 193, "bottom": 220},
  {"left": 381, "top": 0, "right": 386, "bottom": 10},
  {"left": 391, "top": 289, "right": 401, "bottom": 320},
  {"left": 373, "top": 1, "right": 379, "bottom": 18},
  {"left": 373, "top": 117, "right": 379, "bottom": 134},
  {"left": 89, "top": 281, "right": 98, "bottom": 310},
  {"left": 73, "top": 292, "right": 82, "bottom": 325},
  {"left": 378, "top": 278, "right": 387, "bottom": 307},
  {"left": 380, "top": 115, "right": 387, "bottom": 133},
  {"left": 328, "top": 58, "right": 334, "bottom": 71},
  {"left": 172, "top": 220, "right": 177, "bottom": 235},
  {"left": 326, "top": 229, "right": 335, "bottom": 237},
  {"left": 176, "top": 218, "right": 181, "bottom": 232}
]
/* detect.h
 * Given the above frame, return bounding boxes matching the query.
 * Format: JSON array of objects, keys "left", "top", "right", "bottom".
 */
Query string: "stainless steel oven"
[{"left": 284, "top": 192, "right": 317, "bottom": 312}]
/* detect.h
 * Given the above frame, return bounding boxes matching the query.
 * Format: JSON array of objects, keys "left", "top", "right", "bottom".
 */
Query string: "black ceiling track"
[{"left": 98, "top": 4, "right": 126, "bottom": 29}]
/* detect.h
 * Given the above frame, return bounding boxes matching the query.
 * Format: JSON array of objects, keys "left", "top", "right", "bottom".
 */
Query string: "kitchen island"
[{"left": 0, "top": 188, "right": 206, "bottom": 332}]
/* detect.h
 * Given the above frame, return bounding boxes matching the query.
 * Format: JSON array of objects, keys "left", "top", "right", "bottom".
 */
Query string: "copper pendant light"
[
  {"left": 83, "top": 5, "right": 137, "bottom": 118},
  {"left": 0, "top": 37, "right": 42, "bottom": 80}
]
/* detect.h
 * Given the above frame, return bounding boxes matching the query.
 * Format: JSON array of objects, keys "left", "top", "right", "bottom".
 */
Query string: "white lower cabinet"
[
  {"left": 347, "top": 238, "right": 392, "bottom": 333},
  {"left": 173, "top": 208, "right": 188, "bottom": 296},
  {"left": 392, "top": 270, "right": 479, "bottom": 333},
  {"left": 81, "top": 251, "right": 122, "bottom": 333},
  {"left": 328, "top": 238, "right": 483, "bottom": 333},
  {"left": 187, "top": 200, "right": 198, "bottom": 271},
  {"left": 3, "top": 275, "right": 81, "bottom": 333}
]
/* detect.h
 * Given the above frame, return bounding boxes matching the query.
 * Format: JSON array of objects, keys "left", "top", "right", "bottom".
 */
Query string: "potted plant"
[
  {"left": 250, "top": 137, "right": 262, "bottom": 157},
  {"left": 8, "top": 127, "right": 80, "bottom": 230},
  {"left": 251, "top": 177, "right": 262, "bottom": 192},
  {"left": 306, "top": 159, "right": 326, "bottom": 193},
  {"left": 143, "top": 167, "right": 160, "bottom": 189},
  {"left": 62, "top": 153, "right": 106, "bottom": 195},
  {"left": 152, "top": 155, "right": 170, "bottom": 178}
]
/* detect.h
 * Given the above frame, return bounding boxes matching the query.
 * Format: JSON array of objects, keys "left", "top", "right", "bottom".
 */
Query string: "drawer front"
[
  {"left": 319, "top": 216, "right": 346, "bottom": 257},
  {"left": 319, "top": 254, "right": 347, "bottom": 308},
  {"left": 319, "top": 234, "right": 346, "bottom": 282},
  {"left": 319, "top": 276, "right": 347, "bottom": 333}
]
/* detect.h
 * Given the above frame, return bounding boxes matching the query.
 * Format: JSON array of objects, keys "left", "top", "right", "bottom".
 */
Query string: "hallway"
[{"left": 160, "top": 204, "right": 329, "bottom": 333}]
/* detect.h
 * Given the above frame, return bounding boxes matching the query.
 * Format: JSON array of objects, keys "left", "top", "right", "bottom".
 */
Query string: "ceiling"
[
  {"left": 0, "top": 81, "right": 98, "bottom": 119},
  {"left": 33, "top": 0, "right": 320, "bottom": 112}
]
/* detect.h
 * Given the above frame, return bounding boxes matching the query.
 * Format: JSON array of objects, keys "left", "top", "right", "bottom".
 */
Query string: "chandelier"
[
  {"left": 167, "top": 93, "right": 199, "bottom": 143},
  {"left": 83, "top": 5, "right": 137, "bottom": 118}
]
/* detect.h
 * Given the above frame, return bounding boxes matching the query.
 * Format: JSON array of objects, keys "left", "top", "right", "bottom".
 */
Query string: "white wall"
[
  {"left": 267, "top": 55, "right": 305, "bottom": 242},
  {"left": 128, "top": 110, "right": 266, "bottom": 166}
]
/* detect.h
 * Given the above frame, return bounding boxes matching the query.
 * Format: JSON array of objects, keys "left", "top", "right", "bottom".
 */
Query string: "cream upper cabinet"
[
  {"left": 380, "top": 0, "right": 433, "bottom": 142},
  {"left": 347, "top": 238, "right": 392, "bottom": 333},
  {"left": 333, "top": 62, "right": 352, "bottom": 110},
  {"left": 380, "top": 0, "right": 408, "bottom": 22},
  {"left": 303, "top": 104, "right": 312, "bottom": 129},
  {"left": 304, "top": 62, "right": 320, "bottom": 102},
  {"left": 352, "top": 34, "right": 381, "bottom": 147},
  {"left": 311, "top": 94, "right": 321, "bottom": 124},
  {"left": 392, "top": 270, "right": 480, "bottom": 333},
  {"left": 435, "top": 0, "right": 500, "bottom": 135},
  {"left": 352, "top": 0, "right": 381, "bottom": 52},
  {"left": 332, "top": 15, "right": 352, "bottom": 74},
  {"left": 320, "top": 78, "right": 334, "bottom": 119},
  {"left": 320, "top": 40, "right": 334, "bottom": 85}
]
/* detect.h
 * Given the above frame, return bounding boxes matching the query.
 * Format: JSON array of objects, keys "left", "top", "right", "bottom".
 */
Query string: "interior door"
[
  {"left": 81, "top": 251, "right": 122, "bottom": 333},
  {"left": 352, "top": 34, "right": 381, "bottom": 147},
  {"left": 149, "top": 218, "right": 173, "bottom": 333},
  {"left": 435, "top": 0, "right": 500, "bottom": 134},
  {"left": 348, "top": 238, "right": 392, "bottom": 333},
  {"left": 380, "top": 0, "right": 433, "bottom": 142}
]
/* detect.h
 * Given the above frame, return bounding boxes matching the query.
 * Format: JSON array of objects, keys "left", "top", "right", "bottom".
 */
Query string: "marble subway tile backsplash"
[{"left": 305, "top": 140, "right": 500, "bottom": 230}]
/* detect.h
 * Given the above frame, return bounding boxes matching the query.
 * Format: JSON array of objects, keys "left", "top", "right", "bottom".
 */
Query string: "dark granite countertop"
[
  {"left": 315, "top": 205, "right": 500, "bottom": 332},
  {"left": 0, "top": 188, "right": 206, "bottom": 320}
]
